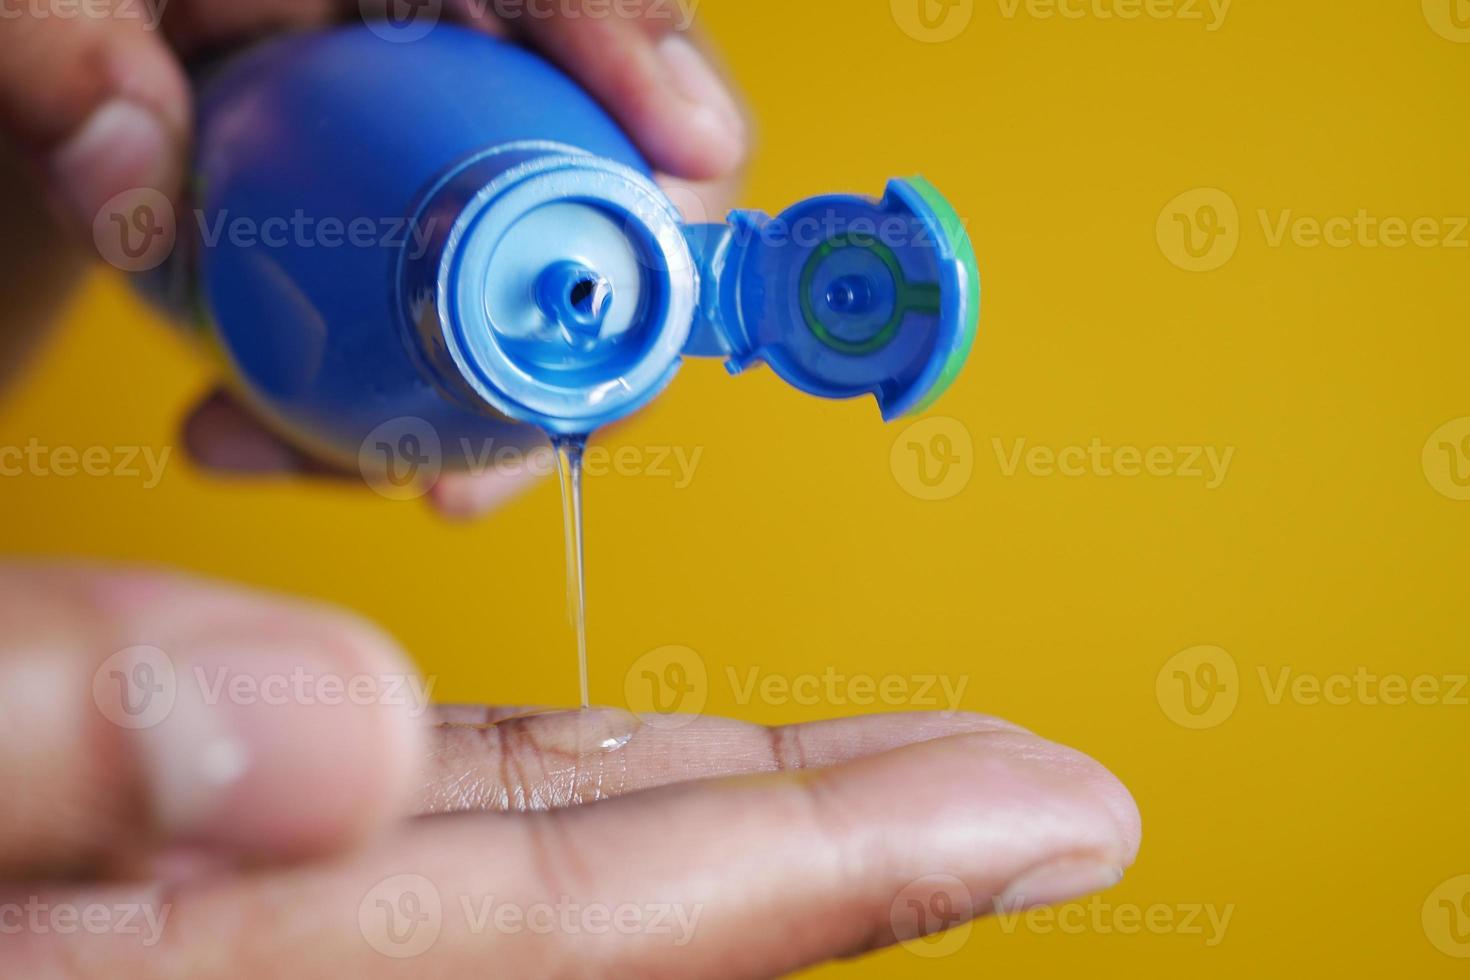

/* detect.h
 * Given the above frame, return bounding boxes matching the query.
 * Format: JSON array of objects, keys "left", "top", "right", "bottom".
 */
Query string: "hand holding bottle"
[{"left": 0, "top": 1, "right": 749, "bottom": 518}]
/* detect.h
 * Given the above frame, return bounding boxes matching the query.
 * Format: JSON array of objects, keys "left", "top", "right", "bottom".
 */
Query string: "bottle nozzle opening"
[
  {"left": 825, "top": 274, "right": 875, "bottom": 315},
  {"left": 406, "top": 145, "right": 695, "bottom": 434},
  {"left": 537, "top": 261, "right": 615, "bottom": 345}
]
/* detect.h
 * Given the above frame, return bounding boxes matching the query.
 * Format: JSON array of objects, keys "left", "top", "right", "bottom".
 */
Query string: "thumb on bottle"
[{"left": 500, "top": 1, "right": 748, "bottom": 181}]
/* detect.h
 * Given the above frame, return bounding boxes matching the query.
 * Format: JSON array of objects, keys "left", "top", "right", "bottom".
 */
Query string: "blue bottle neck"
[{"left": 401, "top": 142, "right": 698, "bottom": 436}]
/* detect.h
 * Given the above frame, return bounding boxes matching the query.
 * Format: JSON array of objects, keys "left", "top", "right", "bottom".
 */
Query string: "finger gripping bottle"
[{"left": 154, "top": 24, "right": 979, "bottom": 469}]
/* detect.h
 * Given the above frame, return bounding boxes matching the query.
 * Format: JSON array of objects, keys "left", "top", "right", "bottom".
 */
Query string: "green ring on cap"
[{"left": 901, "top": 176, "right": 980, "bottom": 417}]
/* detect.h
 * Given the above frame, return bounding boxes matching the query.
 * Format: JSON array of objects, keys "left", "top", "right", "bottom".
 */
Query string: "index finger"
[
  {"left": 9, "top": 727, "right": 1140, "bottom": 977},
  {"left": 0, "top": 564, "right": 425, "bottom": 878}
]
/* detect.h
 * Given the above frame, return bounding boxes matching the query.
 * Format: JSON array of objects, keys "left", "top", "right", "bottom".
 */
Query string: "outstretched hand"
[{"left": 0, "top": 564, "right": 1139, "bottom": 977}]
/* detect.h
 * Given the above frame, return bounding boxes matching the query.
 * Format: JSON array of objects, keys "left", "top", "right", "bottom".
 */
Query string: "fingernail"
[
  {"left": 135, "top": 643, "right": 424, "bottom": 856},
  {"left": 430, "top": 466, "right": 546, "bottom": 522},
  {"left": 135, "top": 648, "right": 256, "bottom": 840},
  {"left": 656, "top": 34, "right": 746, "bottom": 167},
  {"left": 182, "top": 391, "right": 307, "bottom": 475},
  {"left": 47, "top": 99, "right": 173, "bottom": 232},
  {"left": 998, "top": 858, "right": 1124, "bottom": 912}
]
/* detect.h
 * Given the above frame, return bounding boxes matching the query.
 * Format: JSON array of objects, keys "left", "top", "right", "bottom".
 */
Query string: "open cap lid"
[{"left": 711, "top": 176, "right": 979, "bottom": 419}]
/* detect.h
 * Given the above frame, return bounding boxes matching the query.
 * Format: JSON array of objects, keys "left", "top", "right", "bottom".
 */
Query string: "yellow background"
[{"left": 3, "top": 0, "right": 1469, "bottom": 975}]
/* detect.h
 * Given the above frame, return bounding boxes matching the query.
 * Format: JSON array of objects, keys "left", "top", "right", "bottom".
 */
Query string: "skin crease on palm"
[{"left": 0, "top": 2, "right": 1141, "bottom": 977}]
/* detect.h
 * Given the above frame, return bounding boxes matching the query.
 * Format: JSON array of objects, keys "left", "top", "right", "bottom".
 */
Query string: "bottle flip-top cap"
[
  {"left": 689, "top": 176, "right": 979, "bottom": 419},
  {"left": 409, "top": 145, "right": 977, "bottom": 433}
]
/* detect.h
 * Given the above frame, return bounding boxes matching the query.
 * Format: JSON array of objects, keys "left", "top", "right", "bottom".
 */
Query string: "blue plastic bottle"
[{"left": 154, "top": 24, "right": 980, "bottom": 472}]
